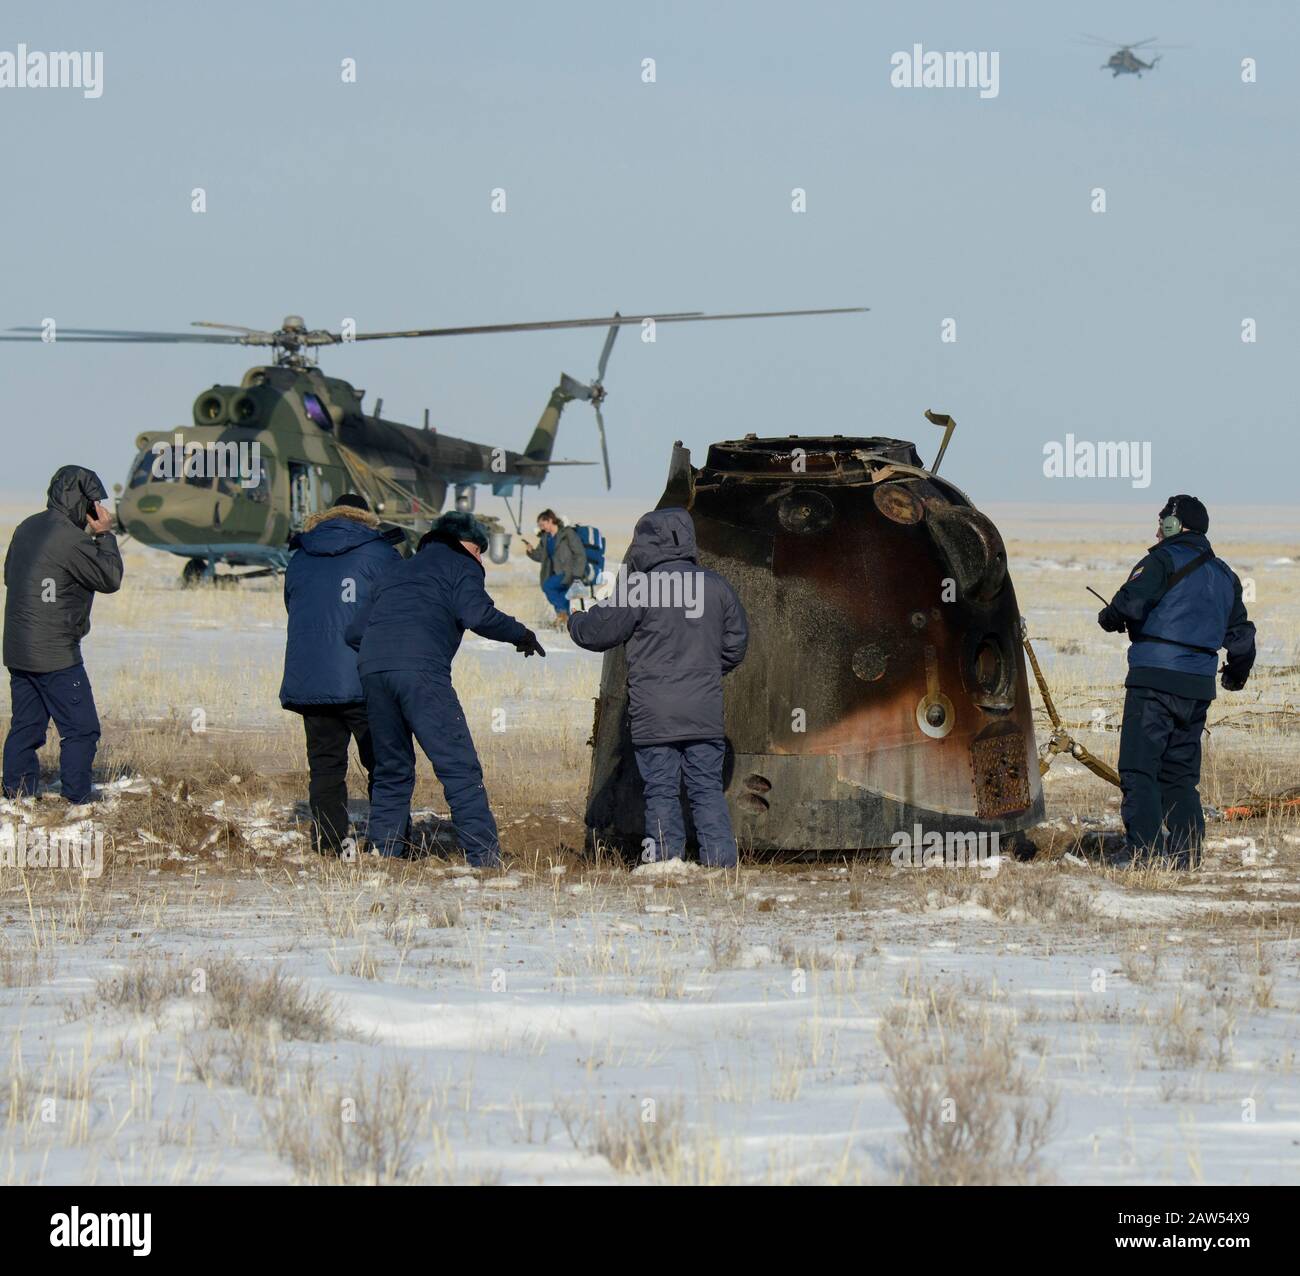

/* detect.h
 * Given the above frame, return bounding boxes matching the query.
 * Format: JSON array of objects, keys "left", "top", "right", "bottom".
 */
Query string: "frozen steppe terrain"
[{"left": 1, "top": 500, "right": 1298, "bottom": 1185}]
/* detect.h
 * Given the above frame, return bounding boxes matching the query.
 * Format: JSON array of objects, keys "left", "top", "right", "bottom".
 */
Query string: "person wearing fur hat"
[
  {"left": 345, "top": 509, "right": 545, "bottom": 866},
  {"left": 280, "top": 493, "right": 404, "bottom": 854},
  {"left": 1097, "top": 495, "right": 1256, "bottom": 868}
]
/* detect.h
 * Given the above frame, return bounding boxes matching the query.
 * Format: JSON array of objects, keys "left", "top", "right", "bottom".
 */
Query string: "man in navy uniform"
[
  {"left": 345, "top": 510, "right": 544, "bottom": 866},
  {"left": 1098, "top": 495, "right": 1255, "bottom": 868}
]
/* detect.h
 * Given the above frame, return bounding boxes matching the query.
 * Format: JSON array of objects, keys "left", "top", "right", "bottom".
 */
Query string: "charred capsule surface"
[{"left": 584, "top": 434, "right": 1044, "bottom": 854}]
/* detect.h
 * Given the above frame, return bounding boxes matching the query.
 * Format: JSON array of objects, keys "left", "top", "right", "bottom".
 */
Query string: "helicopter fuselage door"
[{"left": 288, "top": 461, "right": 318, "bottom": 531}]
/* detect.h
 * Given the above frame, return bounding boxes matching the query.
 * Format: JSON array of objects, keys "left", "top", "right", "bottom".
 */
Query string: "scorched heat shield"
[{"left": 583, "top": 434, "right": 1044, "bottom": 854}]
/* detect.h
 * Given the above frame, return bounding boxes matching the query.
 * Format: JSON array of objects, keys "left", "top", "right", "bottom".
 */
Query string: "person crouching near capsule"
[
  {"left": 568, "top": 508, "right": 748, "bottom": 867},
  {"left": 1097, "top": 495, "right": 1256, "bottom": 869},
  {"left": 345, "top": 510, "right": 545, "bottom": 867},
  {"left": 3, "top": 466, "right": 122, "bottom": 806},
  {"left": 279, "top": 493, "right": 404, "bottom": 855}
]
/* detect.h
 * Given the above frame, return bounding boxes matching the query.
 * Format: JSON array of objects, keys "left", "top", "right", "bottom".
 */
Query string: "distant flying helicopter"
[
  {"left": 1074, "top": 34, "right": 1183, "bottom": 78},
  {"left": 2, "top": 306, "right": 865, "bottom": 583}
]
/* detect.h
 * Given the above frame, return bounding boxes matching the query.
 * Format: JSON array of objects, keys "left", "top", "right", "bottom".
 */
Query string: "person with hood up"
[
  {"left": 280, "top": 493, "right": 404, "bottom": 854},
  {"left": 345, "top": 510, "right": 545, "bottom": 866},
  {"left": 521, "top": 509, "right": 587, "bottom": 626},
  {"left": 568, "top": 507, "right": 748, "bottom": 867},
  {"left": 1098, "top": 495, "right": 1256, "bottom": 868},
  {"left": 3, "top": 466, "right": 123, "bottom": 804}
]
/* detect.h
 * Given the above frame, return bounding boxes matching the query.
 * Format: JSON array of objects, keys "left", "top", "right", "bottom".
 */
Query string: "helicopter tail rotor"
[
  {"left": 593, "top": 402, "right": 612, "bottom": 490},
  {"left": 557, "top": 315, "right": 621, "bottom": 490},
  {"left": 591, "top": 317, "right": 619, "bottom": 489},
  {"left": 559, "top": 372, "right": 593, "bottom": 403}
]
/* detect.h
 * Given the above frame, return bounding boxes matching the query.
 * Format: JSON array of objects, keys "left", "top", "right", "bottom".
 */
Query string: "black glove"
[
  {"left": 515, "top": 630, "right": 546, "bottom": 658},
  {"left": 1097, "top": 606, "right": 1125, "bottom": 633},
  {"left": 1220, "top": 665, "right": 1247, "bottom": 692}
]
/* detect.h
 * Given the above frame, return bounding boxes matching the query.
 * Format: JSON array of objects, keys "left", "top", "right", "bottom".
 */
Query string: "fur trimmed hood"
[
  {"left": 303, "top": 504, "right": 381, "bottom": 533},
  {"left": 291, "top": 505, "right": 399, "bottom": 559}
]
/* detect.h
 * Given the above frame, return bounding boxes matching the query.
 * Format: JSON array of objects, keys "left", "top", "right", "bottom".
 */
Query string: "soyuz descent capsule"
[{"left": 583, "top": 427, "right": 1045, "bottom": 855}]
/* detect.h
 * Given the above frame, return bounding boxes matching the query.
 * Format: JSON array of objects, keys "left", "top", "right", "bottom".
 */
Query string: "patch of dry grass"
[
  {"left": 203, "top": 958, "right": 339, "bottom": 1042},
  {"left": 93, "top": 956, "right": 194, "bottom": 1018},
  {"left": 0, "top": 947, "right": 54, "bottom": 990},
  {"left": 555, "top": 1095, "right": 733, "bottom": 1183},
  {"left": 880, "top": 973, "right": 1058, "bottom": 1185},
  {"left": 262, "top": 1063, "right": 446, "bottom": 1185},
  {"left": 1146, "top": 959, "right": 1244, "bottom": 1072}
]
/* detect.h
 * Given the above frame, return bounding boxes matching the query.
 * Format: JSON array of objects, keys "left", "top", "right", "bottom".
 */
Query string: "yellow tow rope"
[{"left": 1021, "top": 632, "right": 1122, "bottom": 788}]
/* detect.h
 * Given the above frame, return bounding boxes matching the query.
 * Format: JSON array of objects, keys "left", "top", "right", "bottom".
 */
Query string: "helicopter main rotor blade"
[
  {"left": 191, "top": 321, "right": 266, "bottom": 334},
  {"left": 1127, "top": 37, "right": 1159, "bottom": 49},
  {"left": 2, "top": 327, "right": 249, "bottom": 343},
  {"left": 596, "top": 315, "right": 621, "bottom": 383},
  {"left": 5, "top": 307, "right": 865, "bottom": 352},
  {"left": 594, "top": 404, "right": 612, "bottom": 490},
  {"left": 1074, "top": 33, "right": 1127, "bottom": 46},
  {"left": 345, "top": 307, "right": 866, "bottom": 344}
]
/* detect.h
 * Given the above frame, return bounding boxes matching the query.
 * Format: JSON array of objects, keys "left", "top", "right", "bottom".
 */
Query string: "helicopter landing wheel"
[{"left": 181, "top": 558, "right": 208, "bottom": 588}]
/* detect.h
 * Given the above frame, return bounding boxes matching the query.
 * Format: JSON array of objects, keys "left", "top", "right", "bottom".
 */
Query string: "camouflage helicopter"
[
  {"left": 2, "top": 307, "right": 864, "bottom": 583},
  {"left": 1074, "top": 34, "right": 1183, "bottom": 77}
]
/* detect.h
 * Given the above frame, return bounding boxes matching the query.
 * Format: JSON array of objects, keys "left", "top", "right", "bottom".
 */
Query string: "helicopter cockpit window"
[
  {"left": 129, "top": 449, "right": 213, "bottom": 488},
  {"left": 128, "top": 451, "right": 155, "bottom": 489},
  {"left": 219, "top": 459, "right": 270, "bottom": 502},
  {"left": 302, "top": 393, "right": 333, "bottom": 432}
]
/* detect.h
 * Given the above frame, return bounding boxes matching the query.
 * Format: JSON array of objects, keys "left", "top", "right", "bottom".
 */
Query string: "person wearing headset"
[{"left": 1097, "top": 496, "right": 1256, "bottom": 868}]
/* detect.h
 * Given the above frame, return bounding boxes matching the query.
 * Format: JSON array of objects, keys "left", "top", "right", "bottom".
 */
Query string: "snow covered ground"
[
  {"left": 2, "top": 778, "right": 1298, "bottom": 1185},
  {"left": 1, "top": 500, "right": 1298, "bottom": 1185}
]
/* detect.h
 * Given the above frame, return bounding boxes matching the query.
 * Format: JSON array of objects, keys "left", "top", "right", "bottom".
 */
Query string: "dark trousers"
[
  {"left": 300, "top": 703, "right": 374, "bottom": 853},
  {"left": 1118, "top": 686, "right": 1209, "bottom": 866},
  {"left": 3, "top": 664, "right": 101, "bottom": 804},
  {"left": 362, "top": 669, "right": 501, "bottom": 867},
  {"left": 634, "top": 738, "right": 737, "bottom": 867}
]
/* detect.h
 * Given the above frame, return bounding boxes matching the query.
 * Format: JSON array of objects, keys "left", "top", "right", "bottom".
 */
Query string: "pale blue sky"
[{"left": 2, "top": 0, "right": 1295, "bottom": 512}]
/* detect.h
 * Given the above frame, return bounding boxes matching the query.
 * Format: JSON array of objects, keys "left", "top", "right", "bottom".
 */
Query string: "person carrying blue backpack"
[{"left": 522, "top": 509, "right": 589, "bottom": 626}]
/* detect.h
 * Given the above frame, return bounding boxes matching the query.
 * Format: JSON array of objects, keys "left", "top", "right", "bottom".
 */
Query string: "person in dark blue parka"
[
  {"left": 1098, "top": 495, "right": 1256, "bottom": 867},
  {"left": 346, "top": 510, "right": 545, "bottom": 866},
  {"left": 280, "top": 494, "right": 403, "bottom": 852},
  {"left": 568, "top": 508, "right": 748, "bottom": 867}
]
